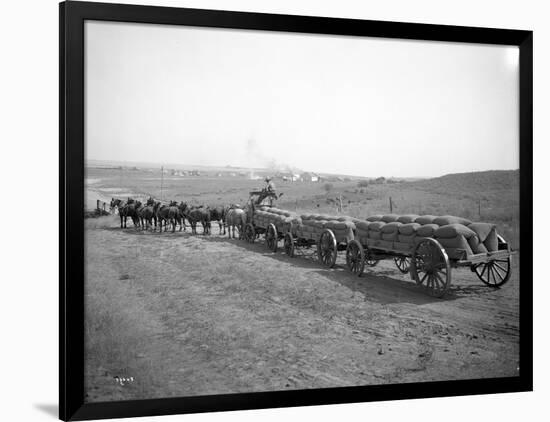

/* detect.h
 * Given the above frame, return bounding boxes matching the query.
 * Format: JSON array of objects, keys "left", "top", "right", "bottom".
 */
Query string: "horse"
[
  {"left": 186, "top": 206, "right": 211, "bottom": 235},
  {"left": 135, "top": 200, "right": 145, "bottom": 229},
  {"left": 110, "top": 198, "right": 135, "bottom": 228},
  {"left": 110, "top": 198, "right": 122, "bottom": 213},
  {"left": 225, "top": 207, "right": 247, "bottom": 239},
  {"left": 155, "top": 202, "right": 170, "bottom": 232},
  {"left": 122, "top": 200, "right": 140, "bottom": 228},
  {"left": 176, "top": 202, "right": 188, "bottom": 232},
  {"left": 167, "top": 201, "right": 180, "bottom": 233},
  {"left": 140, "top": 201, "right": 158, "bottom": 231},
  {"left": 209, "top": 206, "right": 227, "bottom": 235}
]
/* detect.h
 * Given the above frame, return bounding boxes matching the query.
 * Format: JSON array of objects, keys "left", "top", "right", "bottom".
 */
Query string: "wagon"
[
  {"left": 343, "top": 214, "right": 514, "bottom": 298},
  {"left": 282, "top": 215, "right": 357, "bottom": 268},
  {"left": 242, "top": 191, "right": 288, "bottom": 252}
]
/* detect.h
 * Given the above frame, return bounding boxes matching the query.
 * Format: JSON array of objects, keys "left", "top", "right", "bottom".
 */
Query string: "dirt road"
[{"left": 84, "top": 217, "right": 520, "bottom": 402}]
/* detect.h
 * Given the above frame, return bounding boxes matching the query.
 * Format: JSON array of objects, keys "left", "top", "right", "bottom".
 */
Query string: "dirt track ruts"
[{"left": 84, "top": 218, "right": 520, "bottom": 402}]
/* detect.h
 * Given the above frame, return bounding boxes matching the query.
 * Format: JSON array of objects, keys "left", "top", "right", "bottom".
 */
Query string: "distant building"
[{"left": 302, "top": 172, "right": 320, "bottom": 182}]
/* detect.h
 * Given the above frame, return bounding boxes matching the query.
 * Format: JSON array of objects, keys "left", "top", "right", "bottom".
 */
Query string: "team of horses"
[{"left": 110, "top": 197, "right": 247, "bottom": 238}]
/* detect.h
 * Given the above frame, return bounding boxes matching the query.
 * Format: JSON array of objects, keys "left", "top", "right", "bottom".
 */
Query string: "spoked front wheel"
[
  {"left": 412, "top": 238, "right": 451, "bottom": 298},
  {"left": 346, "top": 240, "right": 365, "bottom": 276},
  {"left": 394, "top": 256, "right": 411, "bottom": 273},
  {"left": 317, "top": 229, "right": 337, "bottom": 268}
]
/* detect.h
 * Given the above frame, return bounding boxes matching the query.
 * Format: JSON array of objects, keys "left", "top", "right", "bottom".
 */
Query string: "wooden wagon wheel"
[
  {"left": 473, "top": 235, "right": 512, "bottom": 287},
  {"left": 317, "top": 229, "right": 337, "bottom": 268},
  {"left": 412, "top": 238, "right": 451, "bottom": 298},
  {"left": 244, "top": 223, "right": 255, "bottom": 243},
  {"left": 346, "top": 239, "right": 365, "bottom": 276},
  {"left": 284, "top": 232, "right": 295, "bottom": 257},
  {"left": 394, "top": 256, "right": 411, "bottom": 273},
  {"left": 266, "top": 223, "right": 278, "bottom": 252}
]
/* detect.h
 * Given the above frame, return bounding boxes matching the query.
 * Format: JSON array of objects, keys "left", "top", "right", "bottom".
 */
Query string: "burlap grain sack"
[
  {"left": 397, "top": 214, "right": 420, "bottom": 224},
  {"left": 434, "top": 224, "right": 477, "bottom": 239},
  {"left": 368, "top": 221, "right": 387, "bottom": 232},
  {"left": 326, "top": 221, "right": 355, "bottom": 230},
  {"left": 358, "top": 235, "right": 369, "bottom": 244},
  {"left": 468, "top": 222, "right": 497, "bottom": 248},
  {"left": 468, "top": 236, "right": 488, "bottom": 254},
  {"left": 381, "top": 214, "right": 400, "bottom": 223},
  {"left": 398, "top": 233, "right": 416, "bottom": 243},
  {"left": 468, "top": 223, "right": 496, "bottom": 242},
  {"left": 437, "top": 235, "right": 473, "bottom": 256},
  {"left": 368, "top": 231, "right": 382, "bottom": 240},
  {"left": 356, "top": 229, "right": 369, "bottom": 239},
  {"left": 433, "top": 215, "right": 473, "bottom": 226},
  {"left": 367, "top": 215, "right": 383, "bottom": 222},
  {"left": 355, "top": 221, "right": 370, "bottom": 231},
  {"left": 415, "top": 215, "right": 437, "bottom": 225},
  {"left": 399, "top": 223, "right": 421, "bottom": 235},
  {"left": 381, "top": 222, "right": 402, "bottom": 233},
  {"left": 382, "top": 232, "right": 399, "bottom": 241},
  {"left": 416, "top": 224, "right": 439, "bottom": 237}
]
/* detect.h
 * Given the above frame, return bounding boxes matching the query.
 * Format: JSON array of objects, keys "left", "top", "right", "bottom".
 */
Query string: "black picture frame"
[{"left": 60, "top": 1, "right": 533, "bottom": 420}]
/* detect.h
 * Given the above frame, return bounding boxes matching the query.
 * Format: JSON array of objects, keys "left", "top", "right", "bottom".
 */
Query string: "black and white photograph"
[{"left": 82, "top": 17, "right": 522, "bottom": 403}]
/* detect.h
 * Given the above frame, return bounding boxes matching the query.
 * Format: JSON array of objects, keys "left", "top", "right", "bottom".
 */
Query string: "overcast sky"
[{"left": 85, "top": 20, "right": 519, "bottom": 178}]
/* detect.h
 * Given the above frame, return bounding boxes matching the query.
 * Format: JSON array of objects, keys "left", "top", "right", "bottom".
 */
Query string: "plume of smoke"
[{"left": 245, "top": 138, "right": 299, "bottom": 178}]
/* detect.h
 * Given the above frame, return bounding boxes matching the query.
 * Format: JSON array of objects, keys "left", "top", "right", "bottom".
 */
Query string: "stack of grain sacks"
[
  {"left": 297, "top": 214, "right": 357, "bottom": 243},
  {"left": 352, "top": 213, "right": 500, "bottom": 259},
  {"left": 253, "top": 207, "right": 302, "bottom": 235}
]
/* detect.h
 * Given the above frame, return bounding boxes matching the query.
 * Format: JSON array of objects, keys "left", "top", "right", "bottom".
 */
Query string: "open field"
[
  {"left": 84, "top": 167, "right": 520, "bottom": 402},
  {"left": 84, "top": 215, "right": 520, "bottom": 402},
  {"left": 86, "top": 167, "right": 520, "bottom": 248}
]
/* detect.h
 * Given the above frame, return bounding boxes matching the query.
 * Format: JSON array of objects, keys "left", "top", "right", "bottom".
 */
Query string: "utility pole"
[{"left": 160, "top": 166, "right": 164, "bottom": 202}]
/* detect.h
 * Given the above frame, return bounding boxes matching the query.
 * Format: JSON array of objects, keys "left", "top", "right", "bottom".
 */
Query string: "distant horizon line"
[{"left": 86, "top": 158, "right": 519, "bottom": 180}]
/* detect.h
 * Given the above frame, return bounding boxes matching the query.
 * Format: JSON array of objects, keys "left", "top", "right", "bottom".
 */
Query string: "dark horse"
[
  {"left": 176, "top": 202, "right": 188, "bottom": 232},
  {"left": 139, "top": 198, "right": 158, "bottom": 231},
  {"left": 186, "top": 206, "right": 211, "bottom": 235},
  {"left": 110, "top": 197, "right": 138, "bottom": 228},
  {"left": 154, "top": 201, "right": 180, "bottom": 232},
  {"left": 209, "top": 206, "right": 227, "bottom": 235}
]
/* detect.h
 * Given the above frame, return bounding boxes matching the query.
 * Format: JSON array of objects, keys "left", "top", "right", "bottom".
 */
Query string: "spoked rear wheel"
[
  {"left": 317, "top": 229, "right": 337, "bottom": 268},
  {"left": 394, "top": 256, "right": 411, "bottom": 273},
  {"left": 346, "top": 240, "right": 365, "bottom": 276},
  {"left": 284, "top": 232, "right": 295, "bottom": 257},
  {"left": 266, "top": 223, "right": 278, "bottom": 252},
  {"left": 412, "top": 238, "right": 451, "bottom": 298},
  {"left": 474, "top": 256, "right": 512, "bottom": 287}
]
